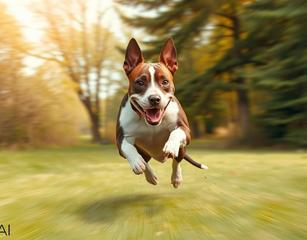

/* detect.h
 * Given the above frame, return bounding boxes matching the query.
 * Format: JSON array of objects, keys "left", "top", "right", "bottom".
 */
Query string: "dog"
[{"left": 116, "top": 38, "right": 207, "bottom": 188}]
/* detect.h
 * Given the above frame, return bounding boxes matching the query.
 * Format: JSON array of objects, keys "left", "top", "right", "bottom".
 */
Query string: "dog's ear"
[
  {"left": 159, "top": 38, "right": 178, "bottom": 74},
  {"left": 123, "top": 38, "right": 144, "bottom": 75}
]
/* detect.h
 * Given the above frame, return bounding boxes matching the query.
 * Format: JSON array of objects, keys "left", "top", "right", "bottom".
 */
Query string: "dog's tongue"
[{"left": 145, "top": 109, "right": 162, "bottom": 125}]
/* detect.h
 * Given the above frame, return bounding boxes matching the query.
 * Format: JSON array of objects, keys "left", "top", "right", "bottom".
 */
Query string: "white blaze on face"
[
  {"left": 129, "top": 64, "right": 174, "bottom": 126},
  {"left": 141, "top": 65, "right": 169, "bottom": 108},
  {"left": 148, "top": 66, "right": 156, "bottom": 90},
  {"left": 143, "top": 65, "right": 160, "bottom": 100}
]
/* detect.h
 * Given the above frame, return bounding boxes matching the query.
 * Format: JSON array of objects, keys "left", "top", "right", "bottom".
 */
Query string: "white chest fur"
[{"left": 118, "top": 97, "right": 179, "bottom": 161}]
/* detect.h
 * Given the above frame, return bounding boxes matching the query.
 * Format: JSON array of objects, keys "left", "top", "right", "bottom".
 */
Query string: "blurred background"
[
  {"left": 0, "top": 0, "right": 306, "bottom": 148},
  {"left": 0, "top": 0, "right": 306, "bottom": 239}
]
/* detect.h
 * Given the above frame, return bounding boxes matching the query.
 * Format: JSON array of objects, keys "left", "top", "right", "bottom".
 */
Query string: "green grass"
[{"left": 0, "top": 144, "right": 306, "bottom": 240}]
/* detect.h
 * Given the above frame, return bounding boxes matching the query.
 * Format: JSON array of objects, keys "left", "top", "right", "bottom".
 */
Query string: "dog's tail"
[{"left": 183, "top": 153, "right": 208, "bottom": 170}]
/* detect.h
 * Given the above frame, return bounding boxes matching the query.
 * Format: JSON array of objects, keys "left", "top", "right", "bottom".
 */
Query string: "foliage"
[
  {"left": 0, "top": 3, "right": 83, "bottom": 147},
  {"left": 29, "top": 0, "right": 121, "bottom": 143},
  {"left": 0, "top": 68, "right": 83, "bottom": 147},
  {"left": 245, "top": 0, "right": 307, "bottom": 146},
  {"left": 117, "top": 0, "right": 307, "bottom": 146},
  {"left": 117, "top": 0, "right": 252, "bottom": 140}
]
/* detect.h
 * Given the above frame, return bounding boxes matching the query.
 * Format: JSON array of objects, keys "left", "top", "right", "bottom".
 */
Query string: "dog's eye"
[
  {"left": 135, "top": 79, "right": 145, "bottom": 86},
  {"left": 162, "top": 79, "right": 169, "bottom": 86}
]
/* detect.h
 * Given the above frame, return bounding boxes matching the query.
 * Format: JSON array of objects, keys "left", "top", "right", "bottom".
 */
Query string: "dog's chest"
[{"left": 119, "top": 99, "right": 179, "bottom": 160}]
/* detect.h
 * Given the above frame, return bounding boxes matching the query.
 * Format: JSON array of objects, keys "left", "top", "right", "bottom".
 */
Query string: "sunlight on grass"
[{"left": 0, "top": 145, "right": 306, "bottom": 239}]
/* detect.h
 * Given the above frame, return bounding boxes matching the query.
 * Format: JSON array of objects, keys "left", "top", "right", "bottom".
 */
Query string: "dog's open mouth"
[
  {"left": 144, "top": 108, "right": 163, "bottom": 125},
  {"left": 131, "top": 98, "right": 171, "bottom": 125}
]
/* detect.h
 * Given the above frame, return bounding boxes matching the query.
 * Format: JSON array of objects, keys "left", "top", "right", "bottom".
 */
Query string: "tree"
[
  {"left": 245, "top": 0, "right": 307, "bottom": 146},
  {"left": 117, "top": 0, "right": 254, "bottom": 140},
  {"left": 28, "top": 0, "right": 119, "bottom": 143},
  {"left": 0, "top": 3, "right": 81, "bottom": 146}
]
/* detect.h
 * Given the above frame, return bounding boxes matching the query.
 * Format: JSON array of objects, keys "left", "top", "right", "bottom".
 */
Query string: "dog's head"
[{"left": 123, "top": 38, "right": 178, "bottom": 126}]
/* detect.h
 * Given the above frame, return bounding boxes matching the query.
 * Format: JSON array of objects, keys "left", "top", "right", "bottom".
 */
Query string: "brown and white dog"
[{"left": 116, "top": 38, "right": 207, "bottom": 188}]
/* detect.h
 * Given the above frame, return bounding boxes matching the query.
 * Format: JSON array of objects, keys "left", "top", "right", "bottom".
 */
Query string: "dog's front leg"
[
  {"left": 121, "top": 138, "right": 146, "bottom": 175},
  {"left": 163, "top": 127, "right": 188, "bottom": 159}
]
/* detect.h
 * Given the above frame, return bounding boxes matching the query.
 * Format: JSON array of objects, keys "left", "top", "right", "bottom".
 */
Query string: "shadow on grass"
[{"left": 79, "top": 193, "right": 169, "bottom": 223}]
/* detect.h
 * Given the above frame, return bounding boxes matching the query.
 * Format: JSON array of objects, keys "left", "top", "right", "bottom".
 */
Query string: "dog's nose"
[{"left": 148, "top": 95, "right": 161, "bottom": 106}]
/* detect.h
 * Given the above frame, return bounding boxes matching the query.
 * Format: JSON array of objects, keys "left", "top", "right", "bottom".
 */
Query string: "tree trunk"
[
  {"left": 236, "top": 85, "right": 250, "bottom": 141},
  {"left": 89, "top": 112, "right": 102, "bottom": 143},
  {"left": 232, "top": 12, "right": 250, "bottom": 141},
  {"left": 190, "top": 118, "right": 201, "bottom": 138},
  {"left": 80, "top": 96, "right": 102, "bottom": 143}
]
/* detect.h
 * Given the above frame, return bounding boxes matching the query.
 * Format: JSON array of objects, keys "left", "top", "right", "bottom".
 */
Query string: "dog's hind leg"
[
  {"left": 171, "top": 159, "right": 182, "bottom": 188},
  {"left": 135, "top": 145, "right": 158, "bottom": 185},
  {"left": 144, "top": 163, "right": 158, "bottom": 185}
]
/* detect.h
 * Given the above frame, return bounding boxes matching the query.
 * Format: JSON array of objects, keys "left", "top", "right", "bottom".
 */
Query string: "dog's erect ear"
[
  {"left": 123, "top": 38, "right": 144, "bottom": 75},
  {"left": 159, "top": 38, "right": 178, "bottom": 74}
]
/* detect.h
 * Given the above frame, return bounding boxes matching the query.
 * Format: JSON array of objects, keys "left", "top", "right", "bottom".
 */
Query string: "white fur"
[
  {"left": 171, "top": 159, "right": 182, "bottom": 188},
  {"left": 143, "top": 65, "right": 167, "bottom": 106},
  {"left": 201, "top": 164, "right": 209, "bottom": 170},
  {"left": 118, "top": 64, "right": 187, "bottom": 178},
  {"left": 144, "top": 163, "right": 158, "bottom": 185},
  {"left": 163, "top": 127, "right": 187, "bottom": 158},
  {"left": 130, "top": 65, "right": 172, "bottom": 112},
  {"left": 148, "top": 66, "right": 155, "bottom": 86},
  {"left": 119, "top": 95, "right": 180, "bottom": 162},
  {"left": 121, "top": 138, "right": 146, "bottom": 174}
]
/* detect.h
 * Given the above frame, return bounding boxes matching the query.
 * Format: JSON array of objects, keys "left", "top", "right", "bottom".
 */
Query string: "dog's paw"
[
  {"left": 144, "top": 169, "right": 158, "bottom": 185},
  {"left": 163, "top": 139, "right": 180, "bottom": 159},
  {"left": 171, "top": 174, "right": 182, "bottom": 188},
  {"left": 130, "top": 158, "right": 146, "bottom": 175}
]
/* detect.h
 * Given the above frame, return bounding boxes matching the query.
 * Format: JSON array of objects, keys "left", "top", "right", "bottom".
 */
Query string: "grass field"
[{"left": 0, "top": 143, "right": 306, "bottom": 240}]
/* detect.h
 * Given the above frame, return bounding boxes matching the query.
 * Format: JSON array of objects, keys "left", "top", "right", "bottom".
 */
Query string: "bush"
[{"left": 0, "top": 74, "right": 82, "bottom": 147}]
